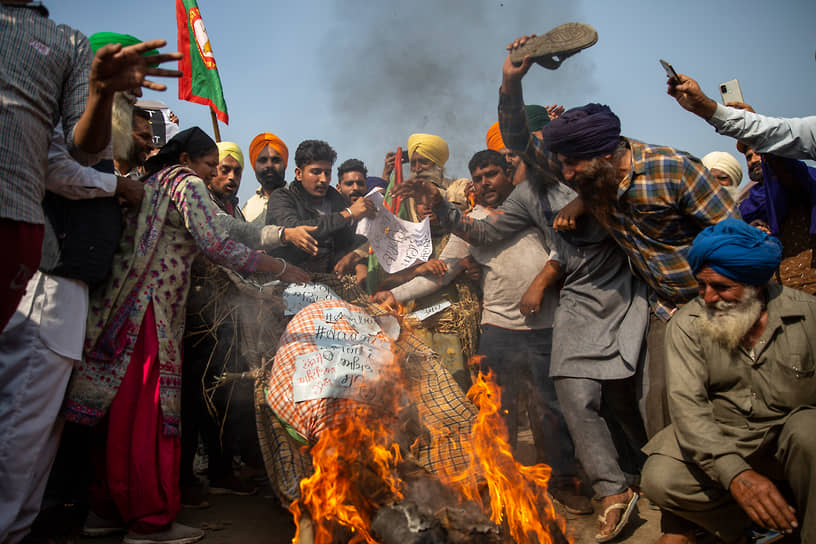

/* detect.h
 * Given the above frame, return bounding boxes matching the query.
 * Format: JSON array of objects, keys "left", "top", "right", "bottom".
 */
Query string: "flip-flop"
[
  {"left": 509, "top": 22, "right": 598, "bottom": 69},
  {"left": 595, "top": 491, "right": 639, "bottom": 543}
]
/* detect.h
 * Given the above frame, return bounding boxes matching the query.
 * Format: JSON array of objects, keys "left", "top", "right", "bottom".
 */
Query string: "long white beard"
[
  {"left": 112, "top": 92, "right": 136, "bottom": 162},
  {"left": 698, "top": 286, "right": 763, "bottom": 352}
]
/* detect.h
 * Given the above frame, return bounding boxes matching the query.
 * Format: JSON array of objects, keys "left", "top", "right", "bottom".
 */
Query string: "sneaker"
[
  {"left": 549, "top": 485, "right": 594, "bottom": 515},
  {"left": 122, "top": 523, "right": 204, "bottom": 544},
  {"left": 180, "top": 482, "right": 210, "bottom": 509},
  {"left": 509, "top": 22, "right": 598, "bottom": 70},
  {"left": 209, "top": 474, "right": 257, "bottom": 496},
  {"left": 81, "top": 510, "right": 125, "bottom": 537}
]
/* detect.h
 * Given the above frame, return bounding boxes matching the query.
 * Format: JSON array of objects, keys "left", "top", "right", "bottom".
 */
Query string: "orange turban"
[
  {"left": 249, "top": 132, "right": 288, "bottom": 169},
  {"left": 485, "top": 122, "right": 505, "bottom": 151}
]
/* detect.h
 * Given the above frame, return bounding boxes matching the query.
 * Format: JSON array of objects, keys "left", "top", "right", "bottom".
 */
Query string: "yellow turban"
[
  {"left": 249, "top": 132, "right": 288, "bottom": 169},
  {"left": 485, "top": 122, "right": 505, "bottom": 151},
  {"left": 407, "top": 133, "right": 449, "bottom": 167},
  {"left": 217, "top": 141, "right": 244, "bottom": 169}
]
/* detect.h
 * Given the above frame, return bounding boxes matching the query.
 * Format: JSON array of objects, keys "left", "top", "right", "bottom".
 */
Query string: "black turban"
[{"left": 539, "top": 103, "right": 621, "bottom": 159}]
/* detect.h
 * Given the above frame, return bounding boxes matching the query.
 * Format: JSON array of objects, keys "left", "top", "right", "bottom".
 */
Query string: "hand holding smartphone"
[
  {"left": 660, "top": 59, "right": 679, "bottom": 82},
  {"left": 719, "top": 79, "right": 744, "bottom": 104}
]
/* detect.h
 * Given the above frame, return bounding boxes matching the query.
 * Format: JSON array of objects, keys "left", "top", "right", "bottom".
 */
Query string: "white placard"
[
  {"left": 292, "top": 341, "right": 391, "bottom": 403},
  {"left": 282, "top": 283, "right": 341, "bottom": 315},
  {"left": 356, "top": 190, "right": 433, "bottom": 274},
  {"left": 408, "top": 300, "right": 452, "bottom": 321}
]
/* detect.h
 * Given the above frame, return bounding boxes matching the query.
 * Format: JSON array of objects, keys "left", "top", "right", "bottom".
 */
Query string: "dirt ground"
[{"left": 78, "top": 427, "right": 661, "bottom": 544}]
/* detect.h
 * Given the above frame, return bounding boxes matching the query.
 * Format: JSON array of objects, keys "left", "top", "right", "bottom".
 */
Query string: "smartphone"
[
  {"left": 660, "top": 59, "right": 679, "bottom": 81},
  {"left": 719, "top": 79, "right": 744, "bottom": 105}
]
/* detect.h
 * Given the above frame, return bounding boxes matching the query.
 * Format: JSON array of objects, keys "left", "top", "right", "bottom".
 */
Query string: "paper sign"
[
  {"left": 292, "top": 341, "right": 391, "bottom": 403},
  {"left": 408, "top": 300, "right": 452, "bottom": 321},
  {"left": 282, "top": 283, "right": 341, "bottom": 315},
  {"left": 356, "top": 190, "right": 433, "bottom": 274}
]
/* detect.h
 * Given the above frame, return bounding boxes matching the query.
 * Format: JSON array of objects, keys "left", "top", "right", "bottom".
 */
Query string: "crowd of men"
[{"left": 0, "top": 6, "right": 815, "bottom": 544}]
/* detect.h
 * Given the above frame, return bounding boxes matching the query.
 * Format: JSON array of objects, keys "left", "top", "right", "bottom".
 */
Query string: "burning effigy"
[
  {"left": 193, "top": 267, "right": 568, "bottom": 543},
  {"left": 260, "top": 298, "right": 569, "bottom": 544}
]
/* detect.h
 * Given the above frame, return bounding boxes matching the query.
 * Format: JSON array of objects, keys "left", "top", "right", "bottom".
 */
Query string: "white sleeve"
[
  {"left": 707, "top": 103, "right": 816, "bottom": 161},
  {"left": 390, "top": 235, "right": 471, "bottom": 303},
  {"left": 46, "top": 127, "right": 117, "bottom": 200}
]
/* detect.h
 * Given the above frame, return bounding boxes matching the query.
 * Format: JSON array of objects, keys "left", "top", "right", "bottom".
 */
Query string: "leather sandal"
[
  {"left": 509, "top": 22, "right": 598, "bottom": 69},
  {"left": 595, "top": 490, "right": 639, "bottom": 543}
]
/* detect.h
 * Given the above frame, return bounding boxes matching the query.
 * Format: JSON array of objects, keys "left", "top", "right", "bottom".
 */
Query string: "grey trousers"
[
  {"left": 0, "top": 314, "right": 74, "bottom": 543},
  {"left": 641, "top": 409, "right": 816, "bottom": 543},
  {"left": 554, "top": 376, "right": 647, "bottom": 498}
]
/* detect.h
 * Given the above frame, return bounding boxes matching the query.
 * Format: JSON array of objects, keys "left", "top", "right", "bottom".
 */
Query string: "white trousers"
[{"left": 0, "top": 312, "right": 74, "bottom": 543}]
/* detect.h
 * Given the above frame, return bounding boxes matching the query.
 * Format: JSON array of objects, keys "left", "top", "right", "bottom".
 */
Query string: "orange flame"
[
  {"left": 289, "top": 347, "right": 406, "bottom": 544},
  {"left": 435, "top": 357, "right": 567, "bottom": 544},
  {"left": 289, "top": 349, "right": 566, "bottom": 544}
]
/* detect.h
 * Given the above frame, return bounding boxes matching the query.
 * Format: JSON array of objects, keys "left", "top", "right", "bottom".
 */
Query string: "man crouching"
[{"left": 641, "top": 218, "right": 815, "bottom": 543}]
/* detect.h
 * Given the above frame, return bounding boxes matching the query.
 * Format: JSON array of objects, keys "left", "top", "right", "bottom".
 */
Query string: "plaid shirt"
[
  {"left": 499, "top": 90, "right": 737, "bottom": 320},
  {"left": 0, "top": 5, "right": 99, "bottom": 224}
]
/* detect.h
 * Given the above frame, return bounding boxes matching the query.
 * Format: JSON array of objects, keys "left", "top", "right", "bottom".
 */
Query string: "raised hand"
[{"left": 90, "top": 39, "right": 182, "bottom": 97}]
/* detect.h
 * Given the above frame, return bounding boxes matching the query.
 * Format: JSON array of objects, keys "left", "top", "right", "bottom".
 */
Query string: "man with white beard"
[{"left": 640, "top": 218, "right": 816, "bottom": 544}]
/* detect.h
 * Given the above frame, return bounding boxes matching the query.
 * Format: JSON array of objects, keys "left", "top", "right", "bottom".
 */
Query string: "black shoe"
[
  {"left": 180, "top": 482, "right": 210, "bottom": 509},
  {"left": 509, "top": 22, "right": 598, "bottom": 69}
]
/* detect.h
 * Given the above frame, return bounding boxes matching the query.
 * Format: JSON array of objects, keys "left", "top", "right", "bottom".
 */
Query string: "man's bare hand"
[
  {"left": 348, "top": 196, "right": 376, "bottom": 220},
  {"left": 546, "top": 104, "right": 566, "bottom": 120},
  {"left": 90, "top": 40, "right": 182, "bottom": 97},
  {"left": 382, "top": 152, "right": 396, "bottom": 180},
  {"left": 279, "top": 262, "right": 311, "bottom": 284},
  {"left": 284, "top": 225, "right": 318, "bottom": 256},
  {"left": 729, "top": 470, "right": 798, "bottom": 533},
  {"left": 553, "top": 196, "right": 585, "bottom": 231},
  {"left": 114, "top": 176, "right": 144, "bottom": 206},
  {"left": 415, "top": 259, "right": 447, "bottom": 277},
  {"left": 371, "top": 290, "right": 398, "bottom": 311},
  {"left": 667, "top": 74, "right": 718, "bottom": 120},
  {"left": 726, "top": 101, "right": 756, "bottom": 113},
  {"left": 390, "top": 177, "right": 442, "bottom": 208},
  {"left": 333, "top": 250, "right": 362, "bottom": 277},
  {"left": 501, "top": 35, "right": 535, "bottom": 94},
  {"left": 520, "top": 282, "right": 545, "bottom": 317}
]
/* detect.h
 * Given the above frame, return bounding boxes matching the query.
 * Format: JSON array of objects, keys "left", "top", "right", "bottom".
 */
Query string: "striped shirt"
[
  {"left": 499, "top": 90, "right": 736, "bottom": 320},
  {"left": 0, "top": 4, "right": 100, "bottom": 224}
]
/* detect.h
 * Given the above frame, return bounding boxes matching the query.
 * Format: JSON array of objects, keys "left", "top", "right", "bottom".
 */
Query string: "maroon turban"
[{"left": 539, "top": 103, "right": 621, "bottom": 159}]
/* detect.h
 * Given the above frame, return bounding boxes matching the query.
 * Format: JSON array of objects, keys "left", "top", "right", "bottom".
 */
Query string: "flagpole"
[{"left": 209, "top": 108, "right": 221, "bottom": 142}]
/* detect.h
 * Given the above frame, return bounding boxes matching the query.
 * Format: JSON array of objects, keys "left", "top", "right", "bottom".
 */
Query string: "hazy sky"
[{"left": 51, "top": 0, "right": 815, "bottom": 204}]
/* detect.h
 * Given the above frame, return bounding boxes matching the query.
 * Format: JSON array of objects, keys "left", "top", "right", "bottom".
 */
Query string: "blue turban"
[
  {"left": 539, "top": 103, "right": 621, "bottom": 159},
  {"left": 366, "top": 176, "right": 388, "bottom": 191},
  {"left": 687, "top": 218, "right": 782, "bottom": 286}
]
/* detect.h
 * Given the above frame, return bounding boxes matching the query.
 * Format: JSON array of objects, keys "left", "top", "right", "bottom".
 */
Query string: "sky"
[{"left": 50, "top": 0, "right": 816, "bottom": 205}]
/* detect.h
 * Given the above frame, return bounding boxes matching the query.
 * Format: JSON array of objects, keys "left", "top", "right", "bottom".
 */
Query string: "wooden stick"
[{"left": 210, "top": 108, "right": 222, "bottom": 142}]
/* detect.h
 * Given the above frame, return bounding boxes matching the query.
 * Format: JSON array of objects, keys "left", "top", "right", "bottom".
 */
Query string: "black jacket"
[{"left": 265, "top": 181, "right": 365, "bottom": 272}]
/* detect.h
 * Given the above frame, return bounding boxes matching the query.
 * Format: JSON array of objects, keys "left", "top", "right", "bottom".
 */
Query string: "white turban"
[{"left": 702, "top": 151, "right": 743, "bottom": 187}]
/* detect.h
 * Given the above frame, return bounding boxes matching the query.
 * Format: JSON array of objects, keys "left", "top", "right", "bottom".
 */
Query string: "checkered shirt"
[
  {"left": 0, "top": 5, "right": 98, "bottom": 224},
  {"left": 499, "top": 90, "right": 737, "bottom": 320}
]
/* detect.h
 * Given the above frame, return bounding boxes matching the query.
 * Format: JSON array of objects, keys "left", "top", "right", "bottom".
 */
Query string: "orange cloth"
[
  {"left": 249, "top": 133, "right": 288, "bottom": 168},
  {"left": 485, "top": 122, "right": 505, "bottom": 151}
]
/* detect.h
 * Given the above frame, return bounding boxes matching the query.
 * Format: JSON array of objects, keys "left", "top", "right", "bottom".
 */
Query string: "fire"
[
  {"left": 289, "top": 345, "right": 407, "bottom": 544},
  {"left": 289, "top": 342, "right": 566, "bottom": 544},
  {"left": 289, "top": 404, "right": 404, "bottom": 544},
  {"left": 436, "top": 358, "right": 567, "bottom": 544}
]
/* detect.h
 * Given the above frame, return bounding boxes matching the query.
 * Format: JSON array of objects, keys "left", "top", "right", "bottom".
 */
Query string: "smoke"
[{"left": 319, "top": 0, "right": 595, "bottom": 177}]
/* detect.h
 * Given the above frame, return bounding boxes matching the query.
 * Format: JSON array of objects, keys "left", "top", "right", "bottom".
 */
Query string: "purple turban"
[
  {"left": 539, "top": 103, "right": 621, "bottom": 159},
  {"left": 687, "top": 218, "right": 782, "bottom": 286}
]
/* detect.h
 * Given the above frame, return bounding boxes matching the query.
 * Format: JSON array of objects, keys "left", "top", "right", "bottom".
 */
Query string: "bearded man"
[
  {"left": 641, "top": 218, "right": 815, "bottom": 544},
  {"left": 243, "top": 132, "right": 289, "bottom": 224}
]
